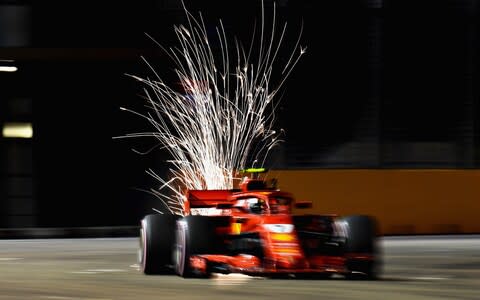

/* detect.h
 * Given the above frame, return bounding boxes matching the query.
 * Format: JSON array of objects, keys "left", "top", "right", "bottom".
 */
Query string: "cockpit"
[{"left": 233, "top": 196, "right": 292, "bottom": 215}]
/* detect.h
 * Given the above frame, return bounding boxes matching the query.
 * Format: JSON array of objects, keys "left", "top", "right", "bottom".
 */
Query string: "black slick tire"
[
  {"left": 338, "top": 215, "right": 381, "bottom": 280},
  {"left": 139, "top": 213, "right": 177, "bottom": 275}
]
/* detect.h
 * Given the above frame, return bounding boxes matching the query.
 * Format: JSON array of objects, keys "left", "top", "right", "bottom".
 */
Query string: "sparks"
[{"left": 117, "top": 1, "right": 305, "bottom": 215}]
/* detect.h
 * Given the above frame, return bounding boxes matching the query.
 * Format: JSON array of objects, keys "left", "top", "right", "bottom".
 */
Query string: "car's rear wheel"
[{"left": 139, "top": 213, "right": 177, "bottom": 275}]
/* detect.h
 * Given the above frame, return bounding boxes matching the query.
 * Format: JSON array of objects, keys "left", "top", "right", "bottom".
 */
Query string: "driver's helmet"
[
  {"left": 249, "top": 198, "right": 267, "bottom": 214},
  {"left": 236, "top": 197, "right": 268, "bottom": 214},
  {"left": 233, "top": 197, "right": 268, "bottom": 214}
]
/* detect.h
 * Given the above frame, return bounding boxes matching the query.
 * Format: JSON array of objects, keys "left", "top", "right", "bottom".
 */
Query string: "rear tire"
[
  {"left": 337, "top": 215, "right": 381, "bottom": 280},
  {"left": 139, "top": 214, "right": 177, "bottom": 275}
]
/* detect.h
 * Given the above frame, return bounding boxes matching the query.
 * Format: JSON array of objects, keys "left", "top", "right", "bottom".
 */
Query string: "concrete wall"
[{"left": 269, "top": 169, "right": 480, "bottom": 235}]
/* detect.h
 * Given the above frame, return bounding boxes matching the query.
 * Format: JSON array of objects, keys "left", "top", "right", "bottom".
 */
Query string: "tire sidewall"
[
  {"left": 174, "top": 219, "right": 189, "bottom": 276},
  {"left": 139, "top": 219, "right": 148, "bottom": 273}
]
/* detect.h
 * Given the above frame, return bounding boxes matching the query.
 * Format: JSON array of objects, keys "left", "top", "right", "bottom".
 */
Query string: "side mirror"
[{"left": 295, "top": 201, "right": 313, "bottom": 209}]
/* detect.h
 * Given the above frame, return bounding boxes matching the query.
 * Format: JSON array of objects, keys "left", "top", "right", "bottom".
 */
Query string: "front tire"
[
  {"left": 174, "top": 216, "right": 228, "bottom": 278},
  {"left": 337, "top": 215, "right": 381, "bottom": 280}
]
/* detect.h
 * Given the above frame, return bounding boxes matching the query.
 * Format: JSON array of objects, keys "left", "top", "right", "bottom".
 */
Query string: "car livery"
[{"left": 138, "top": 172, "right": 381, "bottom": 279}]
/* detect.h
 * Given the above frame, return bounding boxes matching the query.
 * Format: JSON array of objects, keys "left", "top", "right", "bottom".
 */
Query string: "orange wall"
[{"left": 268, "top": 169, "right": 480, "bottom": 235}]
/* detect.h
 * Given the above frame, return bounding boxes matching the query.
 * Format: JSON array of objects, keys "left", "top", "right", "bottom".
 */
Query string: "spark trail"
[{"left": 118, "top": 1, "right": 306, "bottom": 215}]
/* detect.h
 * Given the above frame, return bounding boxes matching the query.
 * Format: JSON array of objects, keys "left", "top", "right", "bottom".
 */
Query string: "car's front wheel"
[
  {"left": 336, "top": 215, "right": 381, "bottom": 280},
  {"left": 173, "top": 215, "right": 228, "bottom": 278}
]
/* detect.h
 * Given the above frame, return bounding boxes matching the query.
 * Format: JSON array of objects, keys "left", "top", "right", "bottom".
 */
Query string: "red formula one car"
[{"left": 138, "top": 171, "right": 381, "bottom": 279}]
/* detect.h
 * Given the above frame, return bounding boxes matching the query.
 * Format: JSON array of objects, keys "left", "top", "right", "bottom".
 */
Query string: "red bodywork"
[{"left": 180, "top": 179, "right": 375, "bottom": 277}]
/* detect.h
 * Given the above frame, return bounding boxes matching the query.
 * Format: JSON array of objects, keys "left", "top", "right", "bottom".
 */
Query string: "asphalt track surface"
[{"left": 1, "top": 236, "right": 479, "bottom": 300}]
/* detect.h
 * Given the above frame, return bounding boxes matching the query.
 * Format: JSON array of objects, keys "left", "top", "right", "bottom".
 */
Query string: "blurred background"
[{"left": 0, "top": 0, "right": 478, "bottom": 233}]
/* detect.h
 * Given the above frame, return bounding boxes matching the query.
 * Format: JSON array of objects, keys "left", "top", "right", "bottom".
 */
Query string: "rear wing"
[{"left": 186, "top": 189, "right": 234, "bottom": 208}]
